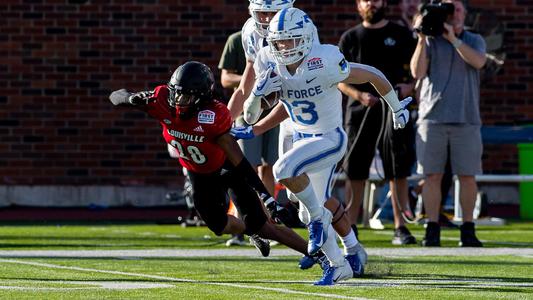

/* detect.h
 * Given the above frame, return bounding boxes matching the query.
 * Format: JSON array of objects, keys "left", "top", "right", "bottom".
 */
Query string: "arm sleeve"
[{"left": 233, "top": 157, "right": 271, "bottom": 199}]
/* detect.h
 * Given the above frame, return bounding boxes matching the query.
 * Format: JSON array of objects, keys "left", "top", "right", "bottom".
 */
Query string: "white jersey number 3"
[{"left": 283, "top": 100, "right": 319, "bottom": 125}]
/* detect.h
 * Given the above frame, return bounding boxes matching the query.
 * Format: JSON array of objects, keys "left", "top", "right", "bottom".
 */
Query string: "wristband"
[
  {"left": 382, "top": 89, "right": 402, "bottom": 112},
  {"left": 452, "top": 39, "right": 463, "bottom": 48}
]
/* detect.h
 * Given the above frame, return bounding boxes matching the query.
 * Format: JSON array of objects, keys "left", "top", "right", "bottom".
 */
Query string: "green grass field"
[{"left": 0, "top": 221, "right": 531, "bottom": 299}]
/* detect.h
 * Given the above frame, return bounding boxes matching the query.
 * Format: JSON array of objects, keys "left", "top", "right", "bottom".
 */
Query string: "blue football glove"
[
  {"left": 392, "top": 97, "right": 412, "bottom": 130},
  {"left": 251, "top": 66, "right": 282, "bottom": 98},
  {"left": 230, "top": 126, "right": 255, "bottom": 140}
]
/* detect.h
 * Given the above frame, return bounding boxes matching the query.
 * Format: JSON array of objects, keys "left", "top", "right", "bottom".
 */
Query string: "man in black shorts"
[
  {"left": 338, "top": 0, "right": 417, "bottom": 244},
  {"left": 109, "top": 61, "right": 309, "bottom": 258}
]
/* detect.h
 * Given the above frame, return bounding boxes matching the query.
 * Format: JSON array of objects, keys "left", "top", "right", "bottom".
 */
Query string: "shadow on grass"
[
  {"left": 2, "top": 276, "right": 530, "bottom": 294},
  {"left": 370, "top": 258, "right": 533, "bottom": 266},
  {"left": 0, "top": 256, "right": 296, "bottom": 263},
  {"left": 364, "top": 272, "right": 533, "bottom": 283},
  {"left": 0, "top": 241, "right": 226, "bottom": 249}
]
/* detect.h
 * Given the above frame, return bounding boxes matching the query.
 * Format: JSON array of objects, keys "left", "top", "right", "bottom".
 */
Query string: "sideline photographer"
[{"left": 410, "top": 0, "right": 486, "bottom": 247}]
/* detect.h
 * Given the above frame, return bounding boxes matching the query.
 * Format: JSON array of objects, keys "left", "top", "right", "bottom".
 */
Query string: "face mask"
[{"left": 174, "top": 93, "right": 199, "bottom": 120}]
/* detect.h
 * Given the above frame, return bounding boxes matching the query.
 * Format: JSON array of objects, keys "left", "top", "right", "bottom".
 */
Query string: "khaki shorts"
[
  {"left": 236, "top": 116, "right": 279, "bottom": 166},
  {"left": 416, "top": 123, "right": 482, "bottom": 175}
]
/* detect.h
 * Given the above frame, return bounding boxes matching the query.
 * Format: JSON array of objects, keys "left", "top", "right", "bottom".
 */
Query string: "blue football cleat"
[
  {"left": 308, "top": 220, "right": 326, "bottom": 256},
  {"left": 299, "top": 251, "right": 329, "bottom": 270},
  {"left": 345, "top": 254, "right": 364, "bottom": 277},
  {"left": 313, "top": 261, "right": 353, "bottom": 286},
  {"left": 307, "top": 209, "right": 332, "bottom": 256}
]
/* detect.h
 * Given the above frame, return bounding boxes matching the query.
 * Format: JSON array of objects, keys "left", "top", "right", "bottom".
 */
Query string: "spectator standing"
[
  {"left": 410, "top": 0, "right": 486, "bottom": 247},
  {"left": 338, "top": 0, "right": 418, "bottom": 245},
  {"left": 219, "top": 31, "right": 247, "bottom": 90},
  {"left": 397, "top": 0, "right": 421, "bottom": 31}
]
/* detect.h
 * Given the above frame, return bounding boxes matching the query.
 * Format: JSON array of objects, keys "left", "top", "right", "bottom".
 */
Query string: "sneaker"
[
  {"left": 345, "top": 254, "right": 364, "bottom": 277},
  {"left": 250, "top": 234, "right": 270, "bottom": 257},
  {"left": 308, "top": 208, "right": 332, "bottom": 256},
  {"left": 299, "top": 250, "right": 328, "bottom": 270},
  {"left": 421, "top": 222, "right": 441, "bottom": 247},
  {"left": 225, "top": 235, "right": 246, "bottom": 247},
  {"left": 392, "top": 226, "right": 417, "bottom": 245},
  {"left": 459, "top": 222, "right": 483, "bottom": 247},
  {"left": 313, "top": 260, "right": 353, "bottom": 286}
]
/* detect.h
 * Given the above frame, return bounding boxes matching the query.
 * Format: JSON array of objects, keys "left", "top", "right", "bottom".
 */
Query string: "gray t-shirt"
[{"left": 418, "top": 31, "right": 486, "bottom": 125}]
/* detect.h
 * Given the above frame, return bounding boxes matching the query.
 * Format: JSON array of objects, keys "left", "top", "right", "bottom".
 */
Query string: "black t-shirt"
[{"left": 339, "top": 21, "right": 416, "bottom": 97}]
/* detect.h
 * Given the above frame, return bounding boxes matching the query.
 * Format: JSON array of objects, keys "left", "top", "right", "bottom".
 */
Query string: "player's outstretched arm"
[
  {"left": 342, "top": 63, "right": 411, "bottom": 129},
  {"left": 227, "top": 61, "right": 256, "bottom": 120},
  {"left": 109, "top": 89, "right": 155, "bottom": 106}
]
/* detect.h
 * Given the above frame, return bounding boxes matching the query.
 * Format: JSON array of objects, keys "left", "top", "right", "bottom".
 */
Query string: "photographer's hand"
[
  {"left": 442, "top": 23, "right": 457, "bottom": 43},
  {"left": 413, "top": 14, "right": 426, "bottom": 39}
]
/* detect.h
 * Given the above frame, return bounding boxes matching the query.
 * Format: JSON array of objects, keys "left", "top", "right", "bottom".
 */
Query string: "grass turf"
[{"left": 0, "top": 221, "right": 531, "bottom": 299}]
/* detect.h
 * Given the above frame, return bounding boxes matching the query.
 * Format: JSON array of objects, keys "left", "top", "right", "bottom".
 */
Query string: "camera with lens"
[{"left": 415, "top": 1, "right": 455, "bottom": 36}]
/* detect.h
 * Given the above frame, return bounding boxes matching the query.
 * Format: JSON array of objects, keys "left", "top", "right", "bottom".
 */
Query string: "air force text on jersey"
[{"left": 282, "top": 85, "right": 323, "bottom": 99}]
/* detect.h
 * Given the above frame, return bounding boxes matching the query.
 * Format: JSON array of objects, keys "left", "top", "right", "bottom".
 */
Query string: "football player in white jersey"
[
  {"left": 232, "top": 8, "right": 411, "bottom": 285},
  {"left": 229, "top": 0, "right": 320, "bottom": 156},
  {"left": 230, "top": 0, "right": 329, "bottom": 269}
]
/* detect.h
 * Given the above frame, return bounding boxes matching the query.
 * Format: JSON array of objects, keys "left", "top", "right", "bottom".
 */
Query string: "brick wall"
[{"left": 1, "top": 0, "right": 531, "bottom": 186}]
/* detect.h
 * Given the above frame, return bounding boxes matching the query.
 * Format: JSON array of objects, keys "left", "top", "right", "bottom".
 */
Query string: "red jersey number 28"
[{"left": 170, "top": 140, "right": 207, "bottom": 164}]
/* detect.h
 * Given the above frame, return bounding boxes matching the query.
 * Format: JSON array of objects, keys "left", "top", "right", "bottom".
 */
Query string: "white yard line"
[
  {"left": 0, "top": 248, "right": 531, "bottom": 258},
  {"left": 0, "top": 259, "right": 370, "bottom": 300},
  {"left": 0, "top": 281, "right": 174, "bottom": 290}
]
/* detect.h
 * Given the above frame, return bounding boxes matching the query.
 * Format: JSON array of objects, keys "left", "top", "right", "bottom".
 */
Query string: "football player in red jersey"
[{"left": 109, "top": 61, "right": 311, "bottom": 259}]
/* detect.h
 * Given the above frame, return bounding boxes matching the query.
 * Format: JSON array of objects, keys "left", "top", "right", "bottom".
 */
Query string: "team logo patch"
[
  {"left": 384, "top": 37, "right": 396, "bottom": 47},
  {"left": 163, "top": 119, "right": 172, "bottom": 125},
  {"left": 338, "top": 58, "right": 349, "bottom": 74},
  {"left": 307, "top": 57, "right": 324, "bottom": 71},
  {"left": 198, "top": 110, "right": 215, "bottom": 124}
]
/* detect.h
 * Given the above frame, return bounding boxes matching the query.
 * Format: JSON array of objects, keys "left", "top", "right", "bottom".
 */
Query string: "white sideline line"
[
  {"left": 0, "top": 259, "right": 370, "bottom": 300},
  {"left": 0, "top": 281, "right": 174, "bottom": 290},
  {"left": 0, "top": 248, "right": 531, "bottom": 258}
]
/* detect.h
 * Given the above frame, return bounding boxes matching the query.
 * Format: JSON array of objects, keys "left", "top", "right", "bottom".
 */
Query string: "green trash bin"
[{"left": 518, "top": 143, "right": 533, "bottom": 219}]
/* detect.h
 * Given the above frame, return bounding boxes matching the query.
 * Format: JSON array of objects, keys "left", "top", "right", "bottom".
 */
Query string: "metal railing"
[{"left": 336, "top": 173, "right": 533, "bottom": 226}]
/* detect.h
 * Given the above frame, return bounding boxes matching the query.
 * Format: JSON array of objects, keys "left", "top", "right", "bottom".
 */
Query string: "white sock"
[
  {"left": 321, "top": 225, "right": 345, "bottom": 267},
  {"left": 341, "top": 230, "right": 359, "bottom": 255},
  {"left": 294, "top": 183, "right": 322, "bottom": 220}
]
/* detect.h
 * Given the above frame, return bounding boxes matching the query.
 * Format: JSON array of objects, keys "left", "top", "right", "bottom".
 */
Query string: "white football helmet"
[
  {"left": 267, "top": 8, "right": 314, "bottom": 65},
  {"left": 248, "top": 0, "right": 295, "bottom": 37}
]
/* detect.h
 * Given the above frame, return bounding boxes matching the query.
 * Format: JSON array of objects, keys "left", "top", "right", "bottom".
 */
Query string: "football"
[{"left": 261, "top": 91, "right": 280, "bottom": 109}]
